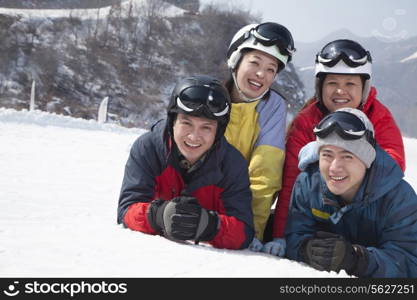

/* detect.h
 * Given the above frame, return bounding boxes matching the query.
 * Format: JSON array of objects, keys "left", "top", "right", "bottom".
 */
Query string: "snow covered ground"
[{"left": 0, "top": 108, "right": 416, "bottom": 278}]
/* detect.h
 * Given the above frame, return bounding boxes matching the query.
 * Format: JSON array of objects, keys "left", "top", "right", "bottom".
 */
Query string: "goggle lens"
[
  {"left": 321, "top": 40, "right": 367, "bottom": 60},
  {"left": 317, "top": 39, "right": 372, "bottom": 68}
]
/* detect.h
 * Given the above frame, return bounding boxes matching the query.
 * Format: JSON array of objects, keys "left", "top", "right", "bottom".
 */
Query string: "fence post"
[
  {"left": 30, "top": 80, "right": 36, "bottom": 111},
  {"left": 98, "top": 96, "right": 109, "bottom": 123}
]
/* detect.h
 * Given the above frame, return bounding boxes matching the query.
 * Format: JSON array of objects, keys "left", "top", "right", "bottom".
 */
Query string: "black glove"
[
  {"left": 147, "top": 199, "right": 169, "bottom": 234},
  {"left": 301, "top": 231, "right": 368, "bottom": 276},
  {"left": 163, "top": 196, "right": 219, "bottom": 242}
]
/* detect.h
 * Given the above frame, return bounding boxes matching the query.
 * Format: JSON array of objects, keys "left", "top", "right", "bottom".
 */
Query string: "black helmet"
[{"left": 167, "top": 75, "right": 231, "bottom": 141}]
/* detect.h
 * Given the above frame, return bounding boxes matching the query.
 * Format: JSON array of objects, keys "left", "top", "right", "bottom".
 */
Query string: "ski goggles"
[
  {"left": 314, "top": 111, "right": 374, "bottom": 144},
  {"left": 251, "top": 22, "right": 296, "bottom": 57},
  {"left": 227, "top": 22, "right": 296, "bottom": 59},
  {"left": 316, "top": 39, "right": 372, "bottom": 68},
  {"left": 176, "top": 85, "right": 230, "bottom": 117}
]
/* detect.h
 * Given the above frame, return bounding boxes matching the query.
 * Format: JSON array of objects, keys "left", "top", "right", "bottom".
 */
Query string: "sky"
[
  {"left": 0, "top": 107, "right": 416, "bottom": 278},
  {"left": 200, "top": 0, "right": 417, "bottom": 43}
]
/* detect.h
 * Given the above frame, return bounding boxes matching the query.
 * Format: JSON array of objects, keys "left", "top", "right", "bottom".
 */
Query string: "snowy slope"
[{"left": 1, "top": 108, "right": 416, "bottom": 277}]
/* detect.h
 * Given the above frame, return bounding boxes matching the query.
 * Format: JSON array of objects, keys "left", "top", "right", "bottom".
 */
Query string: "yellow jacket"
[{"left": 224, "top": 91, "right": 286, "bottom": 240}]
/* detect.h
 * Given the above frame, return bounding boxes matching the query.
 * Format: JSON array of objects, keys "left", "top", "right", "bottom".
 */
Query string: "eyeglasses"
[
  {"left": 176, "top": 85, "right": 230, "bottom": 117},
  {"left": 316, "top": 39, "right": 372, "bottom": 68},
  {"left": 314, "top": 111, "right": 375, "bottom": 145},
  {"left": 227, "top": 22, "right": 296, "bottom": 60}
]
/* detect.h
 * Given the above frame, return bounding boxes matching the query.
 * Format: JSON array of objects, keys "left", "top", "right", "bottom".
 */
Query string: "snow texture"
[{"left": 0, "top": 108, "right": 416, "bottom": 277}]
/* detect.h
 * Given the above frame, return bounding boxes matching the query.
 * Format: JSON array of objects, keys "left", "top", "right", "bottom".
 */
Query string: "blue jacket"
[
  {"left": 285, "top": 146, "right": 417, "bottom": 278},
  {"left": 117, "top": 119, "right": 254, "bottom": 249}
]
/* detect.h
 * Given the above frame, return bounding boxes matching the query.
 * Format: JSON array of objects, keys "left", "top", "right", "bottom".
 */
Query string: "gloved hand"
[
  {"left": 262, "top": 238, "right": 286, "bottom": 257},
  {"left": 298, "top": 141, "right": 319, "bottom": 171},
  {"left": 248, "top": 237, "right": 263, "bottom": 252},
  {"left": 301, "top": 231, "right": 368, "bottom": 276},
  {"left": 163, "top": 196, "right": 219, "bottom": 242},
  {"left": 147, "top": 199, "right": 169, "bottom": 234}
]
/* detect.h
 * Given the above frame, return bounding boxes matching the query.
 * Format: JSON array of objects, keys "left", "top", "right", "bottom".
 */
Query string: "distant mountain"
[{"left": 294, "top": 30, "right": 417, "bottom": 138}]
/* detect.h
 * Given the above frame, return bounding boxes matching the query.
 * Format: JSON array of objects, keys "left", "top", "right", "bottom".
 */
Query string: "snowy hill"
[{"left": 0, "top": 108, "right": 416, "bottom": 277}]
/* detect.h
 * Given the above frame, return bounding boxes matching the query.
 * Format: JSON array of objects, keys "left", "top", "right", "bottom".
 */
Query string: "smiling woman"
[
  {"left": 223, "top": 22, "right": 295, "bottom": 256},
  {"left": 232, "top": 50, "right": 278, "bottom": 101},
  {"left": 321, "top": 74, "right": 363, "bottom": 113}
]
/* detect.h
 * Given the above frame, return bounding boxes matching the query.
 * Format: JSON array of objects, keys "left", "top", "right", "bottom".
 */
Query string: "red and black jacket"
[{"left": 117, "top": 120, "right": 254, "bottom": 249}]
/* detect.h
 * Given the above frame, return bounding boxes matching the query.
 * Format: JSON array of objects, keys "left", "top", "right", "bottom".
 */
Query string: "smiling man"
[
  {"left": 117, "top": 75, "right": 254, "bottom": 250},
  {"left": 285, "top": 108, "right": 417, "bottom": 278}
]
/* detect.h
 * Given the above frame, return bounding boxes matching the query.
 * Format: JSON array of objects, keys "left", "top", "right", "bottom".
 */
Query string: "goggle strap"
[{"left": 227, "top": 32, "right": 250, "bottom": 58}]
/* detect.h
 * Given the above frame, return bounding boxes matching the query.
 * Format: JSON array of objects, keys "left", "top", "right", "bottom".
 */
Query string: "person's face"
[
  {"left": 322, "top": 74, "right": 363, "bottom": 112},
  {"left": 234, "top": 50, "right": 278, "bottom": 101},
  {"left": 319, "top": 144, "right": 366, "bottom": 202},
  {"left": 173, "top": 113, "right": 217, "bottom": 165}
]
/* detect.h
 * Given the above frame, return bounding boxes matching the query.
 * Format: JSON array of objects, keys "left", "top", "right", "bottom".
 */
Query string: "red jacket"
[{"left": 273, "top": 87, "right": 406, "bottom": 238}]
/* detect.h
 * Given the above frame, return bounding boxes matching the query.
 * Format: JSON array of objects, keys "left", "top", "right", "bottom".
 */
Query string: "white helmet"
[
  {"left": 315, "top": 39, "right": 372, "bottom": 105},
  {"left": 227, "top": 22, "right": 295, "bottom": 72}
]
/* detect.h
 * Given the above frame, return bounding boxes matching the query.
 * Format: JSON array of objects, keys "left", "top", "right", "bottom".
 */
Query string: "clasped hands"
[{"left": 148, "top": 196, "right": 219, "bottom": 243}]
